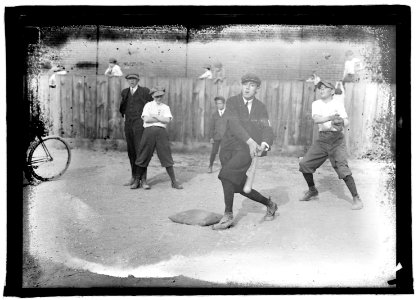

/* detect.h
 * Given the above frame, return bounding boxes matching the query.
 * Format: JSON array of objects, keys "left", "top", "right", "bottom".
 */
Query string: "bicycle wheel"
[{"left": 28, "top": 136, "right": 71, "bottom": 181}]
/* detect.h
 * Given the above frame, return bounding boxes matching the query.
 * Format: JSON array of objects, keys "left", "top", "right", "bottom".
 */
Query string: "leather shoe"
[
  {"left": 300, "top": 187, "right": 319, "bottom": 201},
  {"left": 142, "top": 179, "right": 151, "bottom": 190},
  {"left": 351, "top": 196, "right": 363, "bottom": 210},
  {"left": 124, "top": 177, "right": 135, "bottom": 186},
  {"left": 263, "top": 198, "right": 278, "bottom": 221},
  {"left": 130, "top": 178, "right": 141, "bottom": 189},
  {"left": 171, "top": 181, "right": 183, "bottom": 189},
  {"left": 212, "top": 213, "right": 234, "bottom": 230}
]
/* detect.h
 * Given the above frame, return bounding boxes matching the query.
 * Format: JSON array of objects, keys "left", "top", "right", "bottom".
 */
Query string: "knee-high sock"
[
  {"left": 239, "top": 189, "right": 270, "bottom": 206},
  {"left": 221, "top": 180, "right": 235, "bottom": 213},
  {"left": 303, "top": 173, "right": 315, "bottom": 189},
  {"left": 343, "top": 175, "right": 359, "bottom": 197},
  {"left": 166, "top": 166, "right": 177, "bottom": 183}
]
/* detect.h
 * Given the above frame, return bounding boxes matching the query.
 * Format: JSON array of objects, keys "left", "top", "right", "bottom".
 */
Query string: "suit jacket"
[
  {"left": 119, "top": 85, "right": 153, "bottom": 118},
  {"left": 221, "top": 94, "right": 274, "bottom": 156},
  {"left": 209, "top": 110, "right": 227, "bottom": 141}
]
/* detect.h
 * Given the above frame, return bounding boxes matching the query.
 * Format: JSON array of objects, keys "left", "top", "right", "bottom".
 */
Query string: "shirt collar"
[{"left": 242, "top": 96, "right": 254, "bottom": 103}]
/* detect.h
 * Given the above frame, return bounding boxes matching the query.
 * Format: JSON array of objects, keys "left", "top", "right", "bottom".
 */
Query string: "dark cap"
[
  {"left": 109, "top": 57, "right": 117, "bottom": 63},
  {"left": 214, "top": 96, "right": 226, "bottom": 103},
  {"left": 241, "top": 73, "right": 261, "bottom": 86},
  {"left": 150, "top": 86, "right": 166, "bottom": 97},
  {"left": 125, "top": 73, "right": 140, "bottom": 80},
  {"left": 317, "top": 81, "right": 335, "bottom": 89}
]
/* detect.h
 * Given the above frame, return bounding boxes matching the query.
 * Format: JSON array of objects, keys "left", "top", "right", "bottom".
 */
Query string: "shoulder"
[
  {"left": 226, "top": 94, "right": 241, "bottom": 105},
  {"left": 312, "top": 99, "right": 323, "bottom": 107}
]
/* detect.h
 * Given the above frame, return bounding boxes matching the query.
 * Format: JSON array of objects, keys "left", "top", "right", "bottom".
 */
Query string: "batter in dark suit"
[
  {"left": 119, "top": 73, "right": 153, "bottom": 189},
  {"left": 212, "top": 73, "right": 278, "bottom": 230}
]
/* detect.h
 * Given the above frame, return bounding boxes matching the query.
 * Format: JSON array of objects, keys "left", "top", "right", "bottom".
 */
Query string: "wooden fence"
[{"left": 37, "top": 75, "right": 395, "bottom": 156}]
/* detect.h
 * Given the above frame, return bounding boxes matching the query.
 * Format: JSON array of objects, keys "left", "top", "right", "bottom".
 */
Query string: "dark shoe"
[
  {"left": 142, "top": 179, "right": 151, "bottom": 190},
  {"left": 351, "top": 196, "right": 363, "bottom": 210},
  {"left": 130, "top": 178, "right": 141, "bottom": 189},
  {"left": 300, "top": 188, "right": 319, "bottom": 201},
  {"left": 208, "top": 166, "right": 213, "bottom": 173},
  {"left": 263, "top": 199, "right": 278, "bottom": 221},
  {"left": 171, "top": 181, "right": 183, "bottom": 189},
  {"left": 212, "top": 213, "right": 234, "bottom": 230},
  {"left": 124, "top": 177, "right": 135, "bottom": 186}
]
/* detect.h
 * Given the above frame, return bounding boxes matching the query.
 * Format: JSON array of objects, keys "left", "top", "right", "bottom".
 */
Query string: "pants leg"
[
  {"left": 328, "top": 135, "right": 352, "bottom": 179},
  {"left": 154, "top": 127, "right": 174, "bottom": 167},
  {"left": 299, "top": 140, "right": 329, "bottom": 174},
  {"left": 218, "top": 149, "right": 252, "bottom": 186},
  {"left": 209, "top": 140, "right": 221, "bottom": 166},
  {"left": 132, "top": 120, "right": 145, "bottom": 178},
  {"left": 135, "top": 127, "right": 157, "bottom": 167},
  {"left": 124, "top": 120, "right": 136, "bottom": 178}
]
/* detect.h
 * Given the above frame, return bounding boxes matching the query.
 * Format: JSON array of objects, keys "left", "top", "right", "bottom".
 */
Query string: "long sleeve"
[
  {"left": 208, "top": 113, "right": 216, "bottom": 139},
  {"left": 119, "top": 89, "right": 128, "bottom": 117}
]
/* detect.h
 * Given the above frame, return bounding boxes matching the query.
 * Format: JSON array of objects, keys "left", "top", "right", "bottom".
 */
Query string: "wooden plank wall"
[{"left": 38, "top": 75, "right": 396, "bottom": 156}]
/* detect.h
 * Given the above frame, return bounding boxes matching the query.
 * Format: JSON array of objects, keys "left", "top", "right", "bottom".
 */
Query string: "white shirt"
[
  {"left": 199, "top": 70, "right": 213, "bottom": 79},
  {"left": 312, "top": 96, "right": 348, "bottom": 131},
  {"left": 218, "top": 108, "right": 225, "bottom": 117},
  {"left": 142, "top": 101, "right": 173, "bottom": 128},
  {"left": 344, "top": 58, "right": 361, "bottom": 75},
  {"left": 130, "top": 85, "right": 138, "bottom": 95},
  {"left": 242, "top": 97, "right": 253, "bottom": 114},
  {"left": 105, "top": 65, "right": 123, "bottom": 76}
]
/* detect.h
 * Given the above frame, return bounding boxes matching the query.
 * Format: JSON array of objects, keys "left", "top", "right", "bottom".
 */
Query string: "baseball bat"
[{"left": 243, "top": 156, "right": 258, "bottom": 194}]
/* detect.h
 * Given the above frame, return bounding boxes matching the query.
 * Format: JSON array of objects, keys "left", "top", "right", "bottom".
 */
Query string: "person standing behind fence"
[
  {"left": 342, "top": 50, "right": 363, "bottom": 87},
  {"left": 119, "top": 73, "right": 153, "bottom": 189},
  {"left": 298, "top": 81, "right": 363, "bottom": 210},
  {"left": 105, "top": 58, "right": 123, "bottom": 77},
  {"left": 134, "top": 86, "right": 183, "bottom": 190},
  {"left": 212, "top": 73, "right": 277, "bottom": 230},
  {"left": 208, "top": 96, "right": 227, "bottom": 173}
]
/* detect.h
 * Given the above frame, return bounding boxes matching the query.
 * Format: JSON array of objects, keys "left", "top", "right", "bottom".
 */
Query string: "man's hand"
[
  {"left": 209, "top": 138, "right": 214, "bottom": 144},
  {"left": 329, "top": 113, "right": 340, "bottom": 122},
  {"left": 246, "top": 138, "right": 260, "bottom": 157}
]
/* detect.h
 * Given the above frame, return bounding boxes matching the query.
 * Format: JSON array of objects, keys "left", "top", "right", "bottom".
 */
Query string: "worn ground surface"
[{"left": 22, "top": 148, "right": 396, "bottom": 290}]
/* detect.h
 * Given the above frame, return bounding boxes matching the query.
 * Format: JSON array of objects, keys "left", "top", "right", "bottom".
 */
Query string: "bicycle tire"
[{"left": 28, "top": 136, "right": 71, "bottom": 181}]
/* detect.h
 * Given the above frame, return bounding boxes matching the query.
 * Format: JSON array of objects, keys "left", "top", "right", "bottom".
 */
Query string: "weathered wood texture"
[{"left": 38, "top": 75, "right": 395, "bottom": 156}]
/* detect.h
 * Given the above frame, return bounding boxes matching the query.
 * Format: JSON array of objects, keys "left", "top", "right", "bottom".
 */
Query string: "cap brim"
[{"left": 152, "top": 91, "right": 165, "bottom": 97}]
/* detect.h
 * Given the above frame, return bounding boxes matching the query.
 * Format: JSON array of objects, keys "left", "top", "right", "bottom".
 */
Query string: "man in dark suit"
[
  {"left": 208, "top": 96, "right": 227, "bottom": 173},
  {"left": 119, "top": 73, "right": 153, "bottom": 189},
  {"left": 212, "top": 73, "right": 278, "bottom": 230}
]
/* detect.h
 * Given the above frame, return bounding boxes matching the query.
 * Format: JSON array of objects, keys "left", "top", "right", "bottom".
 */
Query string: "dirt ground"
[{"left": 22, "top": 147, "right": 396, "bottom": 290}]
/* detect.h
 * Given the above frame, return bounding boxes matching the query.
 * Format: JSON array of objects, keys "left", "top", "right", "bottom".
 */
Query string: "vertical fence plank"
[
  {"left": 108, "top": 76, "right": 122, "bottom": 139},
  {"left": 72, "top": 75, "right": 84, "bottom": 138},
  {"left": 84, "top": 76, "right": 97, "bottom": 139},
  {"left": 96, "top": 75, "right": 108, "bottom": 138},
  {"left": 291, "top": 81, "right": 304, "bottom": 145},
  {"left": 59, "top": 75, "right": 73, "bottom": 137}
]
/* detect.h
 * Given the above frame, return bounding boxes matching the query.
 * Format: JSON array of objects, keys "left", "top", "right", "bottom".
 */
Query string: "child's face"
[
  {"left": 242, "top": 81, "right": 259, "bottom": 99},
  {"left": 216, "top": 100, "right": 225, "bottom": 110}
]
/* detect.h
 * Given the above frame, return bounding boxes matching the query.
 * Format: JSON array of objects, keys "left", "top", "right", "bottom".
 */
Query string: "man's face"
[
  {"left": 153, "top": 94, "right": 164, "bottom": 104},
  {"left": 242, "top": 81, "right": 259, "bottom": 99},
  {"left": 215, "top": 100, "right": 225, "bottom": 110},
  {"left": 128, "top": 78, "right": 139, "bottom": 88},
  {"left": 109, "top": 63, "right": 116, "bottom": 68},
  {"left": 318, "top": 85, "right": 334, "bottom": 99}
]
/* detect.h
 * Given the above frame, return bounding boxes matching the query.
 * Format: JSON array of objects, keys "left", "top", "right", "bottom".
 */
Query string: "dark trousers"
[
  {"left": 299, "top": 131, "right": 352, "bottom": 179},
  {"left": 124, "top": 118, "right": 144, "bottom": 179},
  {"left": 218, "top": 148, "right": 269, "bottom": 213},
  {"left": 209, "top": 139, "right": 221, "bottom": 166},
  {"left": 135, "top": 126, "right": 174, "bottom": 168}
]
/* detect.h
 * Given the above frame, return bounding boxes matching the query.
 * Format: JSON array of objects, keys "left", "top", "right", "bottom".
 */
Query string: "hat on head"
[
  {"left": 150, "top": 86, "right": 166, "bottom": 97},
  {"left": 241, "top": 73, "right": 261, "bottom": 86},
  {"left": 317, "top": 81, "right": 335, "bottom": 89},
  {"left": 109, "top": 57, "right": 117, "bottom": 63},
  {"left": 125, "top": 73, "right": 140, "bottom": 80}
]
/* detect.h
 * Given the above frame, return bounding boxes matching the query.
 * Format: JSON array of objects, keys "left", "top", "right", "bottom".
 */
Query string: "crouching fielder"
[
  {"left": 212, "top": 73, "right": 278, "bottom": 230},
  {"left": 298, "top": 81, "right": 363, "bottom": 210}
]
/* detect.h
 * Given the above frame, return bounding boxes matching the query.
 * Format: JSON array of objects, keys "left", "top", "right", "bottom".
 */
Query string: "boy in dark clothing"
[{"left": 208, "top": 96, "right": 227, "bottom": 173}]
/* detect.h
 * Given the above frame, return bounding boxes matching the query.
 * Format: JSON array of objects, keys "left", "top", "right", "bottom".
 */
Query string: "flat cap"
[
  {"left": 125, "top": 73, "right": 140, "bottom": 80},
  {"left": 241, "top": 73, "right": 261, "bottom": 86},
  {"left": 109, "top": 57, "right": 117, "bottom": 63},
  {"left": 150, "top": 86, "right": 166, "bottom": 97},
  {"left": 317, "top": 81, "right": 335, "bottom": 89}
]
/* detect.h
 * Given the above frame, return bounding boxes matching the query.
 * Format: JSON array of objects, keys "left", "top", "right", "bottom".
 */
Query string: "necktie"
[
  {"left": 245, "top": 101, "right": 250, "bottom": 114},
  {"left": 131, "top": 88, "right": 134, "bottom": 95}
]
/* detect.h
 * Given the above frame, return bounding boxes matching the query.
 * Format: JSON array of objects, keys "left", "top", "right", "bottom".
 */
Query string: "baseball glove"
[{"left": 332, "top": 116, "right": 344, "bottom": 131}]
